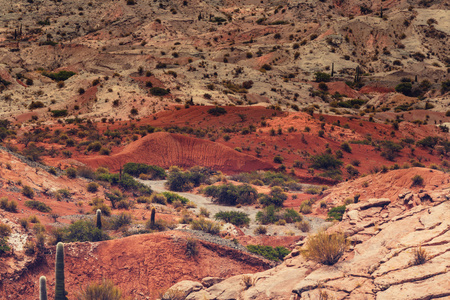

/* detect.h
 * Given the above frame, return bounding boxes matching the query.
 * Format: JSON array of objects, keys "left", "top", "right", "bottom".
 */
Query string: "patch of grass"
[
  {"left": 302, "top": 231, "right": 348, "bottom": 265},
  {"left": 412, "top": 246, "right": 428, "bottom": 265},
  {"left": 326, "top": 205, "right": 346, "bottom": 221},
  {"left": 190, "top": 217, "right": 221, "bottom": 235}
]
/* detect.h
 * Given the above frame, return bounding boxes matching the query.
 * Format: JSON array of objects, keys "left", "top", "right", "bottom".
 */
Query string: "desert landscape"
[{"left": 0, "top": 0, "right": 449, "bottom": 299}]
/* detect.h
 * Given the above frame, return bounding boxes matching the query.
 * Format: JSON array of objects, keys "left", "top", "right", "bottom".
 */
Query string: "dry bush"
[
  {"left": 254, "top": 225, "right": 267, "bottom": 235},
  {"left": 412, "top": 246, "right": 428, "bottom": 265},
  {"left": 185, "top": 238, "right": 199, "bottom": 258},
  {"left": 241, "top": 275, "right": 255, "bottom": 289},
  {"left": 303, "top": 231, "right": 348, "bottom": 265},
  {"left": 161, "top": 288, "right": 184, "bottom": 300}
]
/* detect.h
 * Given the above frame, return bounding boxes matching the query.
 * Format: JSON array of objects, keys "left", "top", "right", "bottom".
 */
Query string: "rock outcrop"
[{"left": 167, "top": 191, "right": 450, "bottom": 299}]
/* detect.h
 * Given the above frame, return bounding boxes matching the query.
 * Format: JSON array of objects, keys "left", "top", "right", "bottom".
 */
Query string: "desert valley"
[{"left": 0, "top": 0, "right": 450, "bottom": 299}]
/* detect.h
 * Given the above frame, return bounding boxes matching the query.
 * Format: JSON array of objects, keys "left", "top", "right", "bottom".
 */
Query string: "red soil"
[
  {"left": 79, "top": 132, "right": 273, "bottom": 173},
  {"left": 1, "top": 232, "right": 270, "bottom": 300}
]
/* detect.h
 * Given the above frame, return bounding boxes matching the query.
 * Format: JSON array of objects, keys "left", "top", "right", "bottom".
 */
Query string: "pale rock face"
[{"left": 166, "top": 196, "right": 450, "bottom": 300}]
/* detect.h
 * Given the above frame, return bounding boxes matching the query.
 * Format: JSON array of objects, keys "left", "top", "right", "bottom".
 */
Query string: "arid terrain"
[{"left": 0, "top": 0, "right": 449, "bottom": 299}]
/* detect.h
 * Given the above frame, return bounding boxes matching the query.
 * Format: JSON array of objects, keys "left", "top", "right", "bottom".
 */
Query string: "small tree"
[{"left": 314, "top": 72, "right": 331, "bottom": 82}]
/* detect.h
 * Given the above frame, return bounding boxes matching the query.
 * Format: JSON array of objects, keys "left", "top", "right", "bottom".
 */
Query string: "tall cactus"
[
  {"left": 331, "top": 62, "right": 334, "bottom": 77},
  {"left": 39, "top": 276, "right": 47, "bottom": 300},
  {"left": 96, "top": 209, "right": 102, "bottom": 229},
  {"left": 150, "top": 207, "right": 156, "bottom": 229},
  {"left": 55, "top": 242, "right": 67, "bottom": 300}
]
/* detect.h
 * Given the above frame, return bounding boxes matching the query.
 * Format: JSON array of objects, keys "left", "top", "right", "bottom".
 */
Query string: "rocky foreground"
[{"left": 167, "top": 188, "right": 450, "bottom": 299}]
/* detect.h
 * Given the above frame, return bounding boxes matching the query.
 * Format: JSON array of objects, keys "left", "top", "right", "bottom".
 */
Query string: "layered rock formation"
[{"left": 167, "top": 188, "right": 450, "bottom": 299}]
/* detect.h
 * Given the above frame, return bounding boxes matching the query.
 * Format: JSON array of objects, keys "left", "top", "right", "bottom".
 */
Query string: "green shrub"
[
  {"left": 87, "top": 141, "right": 102, "bottom": 152},
  {"left": 165, "top": 166, "right": 211, "bottom": 192},
  {"left": 190, "top": 218, "right": 221, "bottom": 235},
  {"left": 299, "top": 200, "right": 313, "bottom": 214},
  {"left": 123, "top": 163, "right": 166, "bottom": 179},
  {"left": 283, "top": 209, "right": 302, "bottom": 223},
  {"left": 214, "top": 211, "right": 250, "bottom": 227},
  {"left": 259, "top": 186, "right": 287, "bottom": 207},
  {"left": 91, "top": 198, "right": 111, "bottom": 216},
  {"left": 203, "top": 183, "right": 258, "bottom": 206},
  {"left": 86, "top": 182, "right": 99, "bottom": 193},
  {"left": 380, "top": 141, "right": 403, "bottom": 161},
  {"left": 22, "top": 185, "right": 35, "bottom": 198},
  {"left": 327, "top": 205, "right": 346, "bottom": 221},
  {"left": 149, "top": 87, "right": 170, "bottom": 96},
  {"left": 99, "top": 147, "right": 110, "bottom": 155},
  {"left": 0, "top": 197, "right": 17, "bottom": 212},
  {"left": 340, "top": 142, "right": 352, "bottom": 153},
  {"left": 25, "top": 200, "right": 52, "bottom": 213},
  {"left": 314, "top": 72, "right": 331, "bottom": 82},
  {"left": 51, "top": 110, "right": 68, "bottom": 117},
  {"left": 0, "top": 223, "right": 11, "bottom": 238},
  {"left": 109, "top": 212, "right": 132, "bottom": 230},
  {"left": 145, "top": 218, "right": 169, "bottom": 231},
  {"left": 42, "top": 70, "right": 76, "bottom": 81},
  {"left": 411, "top": 175, "right": 424, "bottom": 186},
  {"left": 151, "top": 193, "right": 167, "bottom": 205},
  {"left": 416, "top": 136, "right": 440, "bottom": 149},
  {"left": 256, "top": 205, "right": 279, "bottom": 224},
  {"left": 98, "top": 172, "right": 152, "bottom": 195},
  {"left": 65, "top": 167, "right": 77, "bottom": 178},
  {"left": 207, "top": 106, "right": 227, "bottom": 116},
  {"left": 302, "top": 231, "right": 348, "bottom": 265},
  {"left": 273, "top": 155, "right": 284, "bottom": 164},
  {"left": 246, "top": 245, "right": 290, "bottom": 262},
  {"left": 395, "top": 82, "right": 412, "bottom": 96},
  {"left": 310, "top": 153, "right": 343, "bottom": 170},
  {"left": 162, "top": 192, "right": 189, "bottom": 204},
  {"left": 29, "top": 101, "right": 45, "bottom": 110},
  {"left": 0, "top": 237, "right": 10, "bottom": 254},
  {"left": 185, "top": 238, "right": 199, "bottom": 258},
  {"left": 53, "top": 220, "right": 109, "bottom": 243}
]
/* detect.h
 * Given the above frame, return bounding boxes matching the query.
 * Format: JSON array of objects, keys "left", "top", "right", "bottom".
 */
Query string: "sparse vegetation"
[
  {"left": 214, "top": 211, "right": 250, "bottom": 227},
  {"left": 77, "top": 280, "right": 122, "bottom": 300}
]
